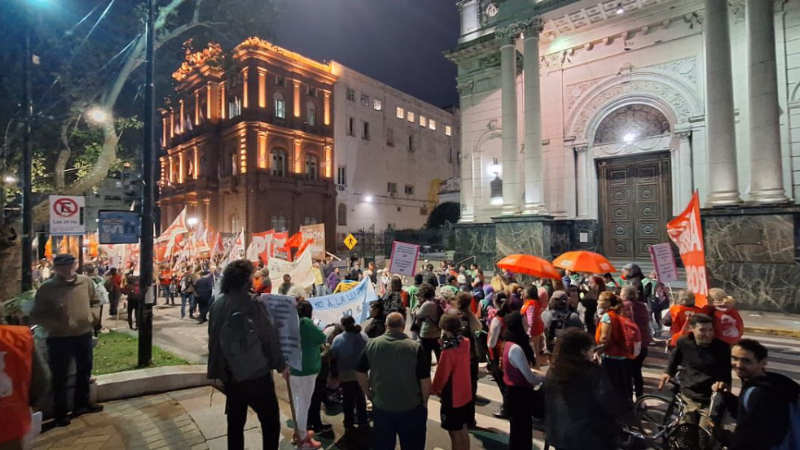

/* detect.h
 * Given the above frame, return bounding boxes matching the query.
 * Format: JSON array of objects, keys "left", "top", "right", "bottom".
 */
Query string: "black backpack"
[
  {"left": 382, "top": 291, "right": 404, "bottom": 314},
  {"left": 546, "top": 310, "right": 575, "bottom": 351},
  {"left": 220, "top": 311, "right": 270, "bottom": 382}
]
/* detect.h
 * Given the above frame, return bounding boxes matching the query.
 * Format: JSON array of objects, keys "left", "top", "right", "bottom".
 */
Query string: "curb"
[
  {"left": 89, "top": 365, "right": 214, "bottom": 404},
  {"left": 744, "top": 326, "right": 800, "bottom": 339}
]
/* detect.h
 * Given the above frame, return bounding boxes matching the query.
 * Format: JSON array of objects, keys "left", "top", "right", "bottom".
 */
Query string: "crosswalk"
[{"left": 420, "top": 332, "right": 800, "bottom": 449}]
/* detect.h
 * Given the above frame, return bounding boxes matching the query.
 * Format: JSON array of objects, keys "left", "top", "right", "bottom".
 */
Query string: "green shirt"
[
  {"left": 356, "top": 331, "right": 429, "bottom": 412},
  {"left": 407, "top": 286, "right": 419, "bottom": 310},
  {"left": 290, "top": 317, "right": 327, "bottom": 376}
]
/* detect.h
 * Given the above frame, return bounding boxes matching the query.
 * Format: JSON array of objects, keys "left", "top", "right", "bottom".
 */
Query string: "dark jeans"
[
  {"left": 197, "top": 296, "right": 212, "bottom": 322},
  {"left": 491, "top": 352, "right": 507, "bottom": 410},
  {"left": 46, "top": 333, "right": 94, "bottom": 420},
  {"left": 584, "top": 310, "right": 597, "bottom": 336},
  {"left": 631, "top": 347, "right": 649, "bottom": 398},
  {"left": 108, "top": 292, "right": 120, "bottom": 316},
  {"left": 225, "top": 375, "right": 281, "bottom": 450},
  {"left": 470, "top": 357, "right": 479, "bottom": 400},
  {"left": 180, "top": 293, "right": 195, "bottom": 318},
  {"left": 341, "top": 381, "right": 367, "bottom": 427},
  {"left": 506, "top": 386, "right": 535, "bottom": 450},
  {"left": 419, "top": 337, "right": 441, "bottom": 370},
  {"left": 602, "top": 357, "right": 632, "bottom": 404},
  {"left": 127, "top": 299, "right": 140, "bottom": 329},
  {"left": 307, "top": 366, "right": 328, "bottom": 430},
  {"left": 161, "top": 285, "right": 175, "bottom": 304},
  {"left": 372, "top": 405, "right": 427, "bottom": 450}
]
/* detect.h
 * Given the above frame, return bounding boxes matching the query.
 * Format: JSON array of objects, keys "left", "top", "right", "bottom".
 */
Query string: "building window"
[
  {"left": 337, "top": 166, "right": 347, "bottom": 186},
  {"left": 275, "top": 75, "right": 286, "bottom": 86},
  {"left": 306, "top": 102, "right": 316, "bottom": 126},
  {"left": 274, "top": 92, "right": 286, "bottom": 119},
  {"left": 361, "top": 93, "right": 370, "bottom": 107},
  {"left": 386, "top": 127, "right": 395, "bottom": 147},
  {"left": 231, "top": 214, "right": 240, "bottom": 233},
  {"left": 303, "top": 216, "right": 318, "bottom": 226},
  {"left": 429, "top": 119, "right": 436, "bottom": 131},
  {"left": 305, "top": 154, "right": 318, "bottom": 180},
  {"left": 407, "top": 111, "right": 415, "bottom": 122},
  {"left": 404, "top": 184, "right": 414, "bottom": 195},
  {"left": 408, "top": 135, "right": 414, "bottom": 152},
  {"left": 346, "top": 88, "right": 355, "bottom": 101},
  {"left": 306, "top": 86, "right": 316, "bottom": 97},
  {"left": 271, "top": 149, "right": 287, "bottom": 177},
  {"left": 337, "top": 203, "right": 347, "bottom": 226},
  {"left": 396, "top": 107, "right": 404, "bottom": 119},
  {"left": 387, "top": 182, "right": 397, "bottom": 194},
  {"left": 228, "top": 96, "right": 242, "bottom": 118},
  {"left": 271, "top": 215, "right": 287, "bottom": 232},
  {"left": 347, "top": 116, "right": 355, "bottom": 136},
  {"left": 445, "top": 125, "right": 452, "bottom": 136},
  {"left": 362, "top": 121, "right": 370, "bottom": 141},
  {"left": 373, "top": 99, "right": 382, "bottom": 111},
  {"left": 420, "top": 116, "right": 427, "bottom": 127}
]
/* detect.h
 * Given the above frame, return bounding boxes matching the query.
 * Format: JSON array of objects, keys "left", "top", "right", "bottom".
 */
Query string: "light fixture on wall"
[
  {"left": 487, "top": 158, "right": 501, "bottom": 176},
  {"left": 364, "top": 195, "right": 373, "bottom": 203},
  {"left": 623, "top": 133, "right": 637, "bottom": 143}
]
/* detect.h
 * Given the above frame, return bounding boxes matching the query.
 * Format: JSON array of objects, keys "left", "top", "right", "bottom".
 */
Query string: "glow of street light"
[
  {"left": 187, "top": 217, "right": 199, "bottom": 227},
  {"left": 364, "top": 195, "right": 373, "bottom": 203},
  {"left": 3, "top": 175, "right": 17, "bottom": 184},
  {"left": 87, "top": 107, "right": 109, "bottom": 124},
  {"left": 617, "top": 8, "right": 624, "bottom": 15},
  {"left": 623, "top": 133, "right": 636, "bottom": 143}
]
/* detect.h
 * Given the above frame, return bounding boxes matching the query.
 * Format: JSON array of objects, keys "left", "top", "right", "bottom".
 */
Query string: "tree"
[
  {"left": 425, "top": 202, "right": 460, "bottom": 229},
  {"left": 0, "top": 0, "right": 282, "bottom": 300}
]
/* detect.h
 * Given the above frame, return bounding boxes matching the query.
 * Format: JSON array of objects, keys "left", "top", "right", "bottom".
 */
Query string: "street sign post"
[
  {"left": 343, "top": 233, "right": 358, "bottom": 250},
  {"left": 98, "top": 210, "right": 141, "bottom": 244},
  {"left": 49, "top": 195, "right": 85, "bottom": 235}
]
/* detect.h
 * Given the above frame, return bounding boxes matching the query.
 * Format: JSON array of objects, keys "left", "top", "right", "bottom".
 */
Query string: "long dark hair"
[
  {"left": 341, "top": 315, "right": 362, "bottom": 333},
  {"left": 550, "top": 329, "right": 594, "bottom": 382},
  {"left": 503, "top": 311, "right": 535, "bottom": 365}
]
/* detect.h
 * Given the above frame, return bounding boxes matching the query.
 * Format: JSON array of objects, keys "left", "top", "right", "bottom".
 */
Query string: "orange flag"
[
  {"left": 285, "top": 232, "right": 303, "bottom": 248},
  {"left": 44, "top": 236, "right": 53, "bottom": 259},
  {"left": 667, "top": 191, "right": 708, "bottom": 307}
]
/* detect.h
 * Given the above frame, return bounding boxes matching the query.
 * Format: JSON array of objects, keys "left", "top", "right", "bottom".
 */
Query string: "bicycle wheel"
[
  {"left": 666, "top": 423, "right": 712, "bottom": 450},
  {"left": 634, "top": 395, "right": 682, "bottom": 436}
]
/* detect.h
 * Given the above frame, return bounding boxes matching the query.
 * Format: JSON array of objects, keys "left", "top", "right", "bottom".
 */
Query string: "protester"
[
  {"left": 522, "top": 286, "right": 546, "bottom": 362},
  {"left": 602, "top": 272, "right": 619, "bottom": 293},
  {"left": 381, "top": 277, "right": 407, "bottom": 316},
  {"left": 708, "top": 288, "right": 744, "bottom": 345},
  {"left": 541, "top": 290, "right": 583, "bottom": 354},
  {"left": 326, "top": 267, "right": 341, "bottom": 293},
  {"left": 379, "top": 269, "right": 391, "bottom": 296},
  {"left": 356, "top": 312, "right": 430, "bottom": 450},
  {"left": 367, "top": 262, "right": 378, "bottom": 284},
  {"left": 194, "top": 269, "right": 215, "bottom": 325},
  {"left": 659, "top": 313, "right": 731, "bottom": 426},
  {"left": 289, "top": 300, "right": 328, "bottom": 449},
  {"left": 453, "top": 291, "right": 483, "bottom": 407},
  {"left": 363, "top": 301, "right": 387, "bottom": 339},
  {"left": 621, "top": 284, "right": 651, "bottom": 399},
  {"left": 330, "top": 316, "right": 369, "bottom": 431},
  {"left": 419, "top": 263, "right": 438, "bottom": 287},
  {"left": 180, "top": 268, "right": 196, "bottom": 319},
  {"left": 312, "top": 261, "right": 326, "bottom": 296},
  {"left": 544, "top": 329, "right": 633, "bottom": 450},
  {"left": 646, "top": 271, "right": 669, "bottom": 332},
  {"left": 85, "top": 265, "right": 108, "bottom": 335},
  {"left": 432, "top": 314, "right": 474, "bottom": 450},
  {"left": 104, "top": 267, "right": 122, "bottom": 316},
  {"left": 254, "top": 268, "right": 272, "bottom": 295},
  {"left": 348, "top": 261, "right": 363, "bottom": 282},
  {"left": 595, "top": 291, "right": 632, "bottom": 403},
  {"left": 121, "top": 276, "right": 142, "bottom": 330},
  {"left": 206, "top": 259, "right": 288, "bottom": 450},
  {"left": 664, "top": 290, "right": 703, "bottom": 347},
  {"left": 621, "top": 263, "right": 645, "bottom": 301},
  {"left": 414, "top": 283, "right": 443, "bottom": 369},
  {"left": 278, "top": 274, "right": 295, "bottom": 296},
  {"left": 30, "top": 254, "right": 103, "bottom": 427},
  {"left": 486, "top": 293, "right": 511, "bottom": 419},
  {"left": 713, "top": 339, "right": 800, "bottom": 450},
  {"left": 501, "top": 311, "right": 544, "bottom": 450},
  {"left": 579, "top": 275, "right": 604, "bottom": 336}
]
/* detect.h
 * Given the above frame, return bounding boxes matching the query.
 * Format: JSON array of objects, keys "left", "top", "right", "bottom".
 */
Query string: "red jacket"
[{"left": 432, "top": 338, "right": 473, "bottom": 408}]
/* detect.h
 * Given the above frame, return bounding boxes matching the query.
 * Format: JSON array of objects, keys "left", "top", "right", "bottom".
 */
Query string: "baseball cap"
[{"left": 53, "top": 254, "right": 76, "bottom": 266}]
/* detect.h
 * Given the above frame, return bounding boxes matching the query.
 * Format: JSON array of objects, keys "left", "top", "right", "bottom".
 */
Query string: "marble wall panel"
[
  {"left": 708, "top": 262, "right": 800, "bottom": 313},
  {"left": 495, "top": 220, "right": 551, "bottom": 260},
  {"left": 704, "top": 214, "right": 795, "bottom": 264},
  {"left": 454, "top": 224, "right": 497, "bottom": 270}
]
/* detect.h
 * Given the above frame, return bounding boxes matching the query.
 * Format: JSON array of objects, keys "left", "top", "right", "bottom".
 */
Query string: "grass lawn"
[{"left": 93, "top": 331, "right": 189, "bottom": 375}]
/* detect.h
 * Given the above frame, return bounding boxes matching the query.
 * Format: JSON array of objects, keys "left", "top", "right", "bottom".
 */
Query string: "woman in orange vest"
[
  {"left": 595, "top": 291, "right": 633, "bottom": 403},
  {"left": 663, "top": 290, "right": 703, "bottom": 347},
  {"left": 707, "top": 288, "right": 744, "bottom": 345}
]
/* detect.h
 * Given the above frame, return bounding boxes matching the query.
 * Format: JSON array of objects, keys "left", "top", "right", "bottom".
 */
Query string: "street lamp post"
[
  {"left": 138, "top": 0, "right": 156, "bottom": 367},
  {"left": 21, "top": 9, "right": 34, "bottom": 292}
]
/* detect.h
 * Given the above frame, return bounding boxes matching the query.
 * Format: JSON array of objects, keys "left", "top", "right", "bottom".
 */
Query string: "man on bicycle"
[
  {"left": 712, "top": 339, "right": 800, "bottom": 450},
  {"left": 658, "top": 314, "right": 731, "bottom": 427}
]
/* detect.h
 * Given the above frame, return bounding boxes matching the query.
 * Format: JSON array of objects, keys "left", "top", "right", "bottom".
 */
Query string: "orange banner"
[{"left": 666, "top": 191, "right": 708, "bottom": 307}]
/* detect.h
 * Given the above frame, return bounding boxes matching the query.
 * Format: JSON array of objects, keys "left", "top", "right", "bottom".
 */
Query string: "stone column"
[
  {"left": 457, "top": 80, "right": 475, "bottom": 222},
  {"left": 747, "top": 0, "right": 788, "bottom": 203},
  {"left": 522, "top": 19, "right": 548, "bottom": 215},
  {"left": 704, "top": 0, "right": 742, "bottom": 206},
  {"left": 675, "top": 128, "right": 694, "bottom": 210},
  {"left": 498, "top": 25, "right": 521, "bottom": 215},
  {"left": 575, "top": 145, "right": 589, "bottom": 218}
]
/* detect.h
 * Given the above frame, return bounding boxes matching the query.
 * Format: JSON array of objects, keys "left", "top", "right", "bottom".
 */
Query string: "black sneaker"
[
  {"left": 309, "top": 423, "right": 333, "bottom": 435},
  {"left": 73, "top": 404, "right": 104, "bottom": 417},
  {"left": 492, "top": 409, "right": 508, "bottom": 420},
  {"left": 54, "top": 417, "right": 71, "bottom": 428}
]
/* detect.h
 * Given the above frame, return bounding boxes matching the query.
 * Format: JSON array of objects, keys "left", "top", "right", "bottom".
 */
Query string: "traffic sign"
[
  {"left": 49, "top": 195, "right": 85, "bottom": 235},
  {"left": 98, "top": 210, "right": 141, "bottom": 244},
  {"left": 343, "top": 233, "right": 358, "bottom": 250}
]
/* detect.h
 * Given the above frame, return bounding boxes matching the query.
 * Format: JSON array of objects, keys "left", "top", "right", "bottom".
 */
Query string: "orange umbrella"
[
  {"left": 553, "top": 250, "right": 617, "bottom": 274},
  {"left": 497, "top": 254, "right": 561, "bottom": 280}
]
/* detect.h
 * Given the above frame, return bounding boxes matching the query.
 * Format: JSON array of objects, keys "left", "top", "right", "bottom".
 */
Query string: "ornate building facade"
[
  {"left": 159, "top": 38, "right": 337, "bottom": 250},
  {"left": 449, "top": 0, "right": 800, "bottom": 312}
]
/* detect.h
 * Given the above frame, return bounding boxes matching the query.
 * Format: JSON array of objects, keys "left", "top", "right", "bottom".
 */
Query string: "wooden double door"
[{"left": 597, "top": 152, "right": 672, "bottom": 260}]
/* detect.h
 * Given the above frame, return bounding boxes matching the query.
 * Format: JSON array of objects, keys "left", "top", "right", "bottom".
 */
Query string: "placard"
[
  {"left": 301, "top": 224, "right": 326, "bottom": 260},
  {"left": 649, "top": 243, "right": 679, "bottom": 284},
  {"left": 49, "top": 195, "right": 85, "bottom": 235},
  {"left": 259, "top": 294, "right": 302, "bottom": 371},
  {"left": 389, "top": 241, "right": 420, "bottom": 277}
]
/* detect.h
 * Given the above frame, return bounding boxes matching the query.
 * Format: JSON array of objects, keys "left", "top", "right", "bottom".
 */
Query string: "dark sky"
[{"left": 273, "top": 0, "right": 461, "bottom": 108}]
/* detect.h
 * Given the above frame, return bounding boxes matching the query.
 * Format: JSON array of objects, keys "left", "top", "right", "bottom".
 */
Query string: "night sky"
[{"left": 274, "top": 0, "right": 461, "bottom": 108}]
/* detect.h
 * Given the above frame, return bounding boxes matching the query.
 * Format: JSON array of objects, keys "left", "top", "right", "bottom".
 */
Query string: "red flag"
[
  {"left": 667, "top": 191, "right": 708, "bottom": 307},
  {"left": 296, "top": 238, "right": 315, "bottom": 259},
  {"left": 285, "top": 232, "right": 303, "bottom": 248}
]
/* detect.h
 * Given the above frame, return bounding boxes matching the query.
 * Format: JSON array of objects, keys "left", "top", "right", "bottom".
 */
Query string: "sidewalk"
[{"left": 741, "top": 310, "right": 800, "bottom": 338}]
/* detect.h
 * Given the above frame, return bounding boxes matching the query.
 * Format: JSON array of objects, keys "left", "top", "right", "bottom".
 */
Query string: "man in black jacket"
[
  {"left": 658, "top": 313, "right": 731, "bottom": 426},
  {"left": 713, "top": 339, "right": 800, "bottom": 450},
  {"left": 194, "top": 269, "right": 215, "bottom": 324}
]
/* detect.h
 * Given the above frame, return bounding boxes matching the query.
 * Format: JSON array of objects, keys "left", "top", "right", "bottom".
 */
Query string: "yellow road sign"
[{"left": 344, "top": 233, "right": 358, "bottom": 250}]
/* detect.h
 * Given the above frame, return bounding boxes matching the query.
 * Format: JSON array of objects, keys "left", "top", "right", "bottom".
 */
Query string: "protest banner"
[
  {"left": 389, "top": 241, "right": 420, "bottom": 277},
  {"left": 246, "top": 230, "right": 274, "bottom": 265},
  {"left": 258, "top": 294, "right": 302, "bottom": 371},
  {"left": 308, "top": 278, "right": 379, "bottom": 327},
  {"left": 667, "top": 191, "right": 708, "bottom": 306},
  {"left": 301, "top": 224, "right": 326, "bottom": 260},
  {"left": 267, "top": 245, "right": 315, "bottom": 288},
  {"left": 649, "top": 243, "right": 679, "bottom": 284}
]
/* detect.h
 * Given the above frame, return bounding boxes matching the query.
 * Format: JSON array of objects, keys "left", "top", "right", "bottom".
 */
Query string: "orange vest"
[
  {"left": 595, "top": 310, "right": 627, "bottom": 357},
  {"left": 0, "top": 326, "right": 33, "bottom": 443},
  {"left": 669, "top": 305, "right": 703, "bottom": 346},
  {"left": 712, "top": 307, "right": 744, "bottom": 345}
]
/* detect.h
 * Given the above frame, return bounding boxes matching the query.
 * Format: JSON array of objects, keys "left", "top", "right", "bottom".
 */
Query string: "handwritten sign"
[
  {"left": 389, "top": 241, "right": 420, "bottom": 277},
  {"left": 259, "top": 294, "right": 302, "bottom": 371},
  {"left": 649, "top": 243, "right": 679, "bottom": 284}
]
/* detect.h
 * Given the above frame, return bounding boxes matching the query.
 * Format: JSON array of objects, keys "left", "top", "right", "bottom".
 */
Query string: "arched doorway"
[{"left": 594, "top": 104, "right": 673, "bottom": 260}]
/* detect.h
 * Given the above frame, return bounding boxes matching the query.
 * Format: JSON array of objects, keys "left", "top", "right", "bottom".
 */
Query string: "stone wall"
[{"left": 453, "top": 222, "right": 496, "bottom": 271}]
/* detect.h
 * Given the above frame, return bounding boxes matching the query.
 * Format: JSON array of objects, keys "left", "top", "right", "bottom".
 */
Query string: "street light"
[
  {"left": 364, "top": 195, "right": 373, "bottom": 203},
  {"left": 3, "top": 175, "right": 16, "bottom": 184},
  {"left": 87, "top": 107, "right": 110, "bottom": 124},
  {"left": 187, "top": 217, "right": 199, "bottom": 227}
]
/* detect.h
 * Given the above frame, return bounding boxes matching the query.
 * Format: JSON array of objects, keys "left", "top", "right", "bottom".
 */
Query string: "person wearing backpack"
[
  {"left": 207, "top": 260, "right": 289, "bottom": 450},
  {"left": 541, "top": 291, "right": 583, "bottom": 354},
  {"left": 663, "top": 290, "right": 703, "bottom": 347},
  {"left": 658, "top": 313, "right": 731, "bottom": 427},
  {"left": 414, "top": 283, "right": 443, "bottom": 370},
  {"left": 179, "top": 268, "right": 196, "bottom": 319},
  {"left": 381, "top": 278, "right": 407, "bottom": 317},
  {"left": 453, "top": 292, "right": 484, "bottom": 409},
  {"left": 713, "top": 339, "right": 800, "bottom": 450},
  {"left": 595, "top": 291, "right": 634, "bottom": 404},
  {"left": 621, "top": 285, "right": 651, "bottom": 399}
]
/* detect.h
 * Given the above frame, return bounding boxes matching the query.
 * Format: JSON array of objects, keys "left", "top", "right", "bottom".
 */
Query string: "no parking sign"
[{"left": 49, "top": 195, "right": 85, "bottom": 235}]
